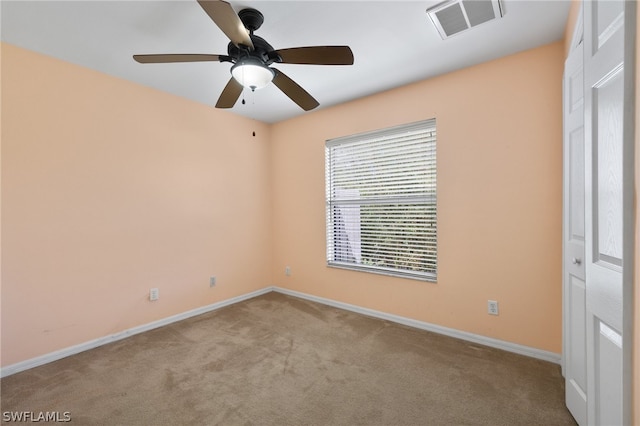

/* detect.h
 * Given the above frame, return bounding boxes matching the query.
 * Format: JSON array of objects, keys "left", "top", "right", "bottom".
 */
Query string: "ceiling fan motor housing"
[
  {"left": 227, "top": 9, "right": 283, "bottom": 66},
  {"left": 227, "top": 35, "right": 280, "bottom": 65},
  {"left": 238, "top": 8, "right": 264, "bottom": 32}
]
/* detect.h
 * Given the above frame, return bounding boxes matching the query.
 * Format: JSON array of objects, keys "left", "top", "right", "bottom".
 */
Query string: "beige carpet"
[{"left": 1, "top": 292, "right": 576, "bottom": 425}]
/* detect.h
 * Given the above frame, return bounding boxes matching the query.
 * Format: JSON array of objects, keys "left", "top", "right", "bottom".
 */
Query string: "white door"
[
  {"left": 563, "top": 31, "right": 587, "bottom": 425},
  {"left": 583, "top": 0, "right": 629, "bottom": 424}
]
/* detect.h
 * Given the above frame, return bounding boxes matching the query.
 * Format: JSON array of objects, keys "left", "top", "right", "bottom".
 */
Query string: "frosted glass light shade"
[{"left": 231, "top": 59, "right": 274, "bottom": 91}]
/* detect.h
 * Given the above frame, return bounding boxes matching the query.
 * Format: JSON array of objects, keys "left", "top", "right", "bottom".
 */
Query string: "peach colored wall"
[
  {"left": 270, "top": 42, "right": 564, "bottom": 353},
  {"left": 1, "top": 43, "right": 272, "bottom": 366}
]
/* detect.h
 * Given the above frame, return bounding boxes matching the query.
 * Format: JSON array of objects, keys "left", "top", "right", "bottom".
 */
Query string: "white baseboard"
[
  {"left": 0, "top": 287, "right": 272, "bottom": 378},
  {"left": 1, "top": 285, "right": 560, "bottom": 378},
  {"left": 272, "top": 287, "right": 562, "bottom": 365}
]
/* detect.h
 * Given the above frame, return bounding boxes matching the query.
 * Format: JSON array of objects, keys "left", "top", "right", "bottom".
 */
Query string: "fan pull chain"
[
  {"left": 251, "top": 90, "right": 257, "bottom": 137},
  {"left": 240, "top": 88, "right": 257, "bottom": 137}
]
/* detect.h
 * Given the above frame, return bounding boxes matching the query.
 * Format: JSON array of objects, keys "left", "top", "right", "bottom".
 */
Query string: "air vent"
[{"left": 427, "top": 0, "right": 504, "bottom": 39}]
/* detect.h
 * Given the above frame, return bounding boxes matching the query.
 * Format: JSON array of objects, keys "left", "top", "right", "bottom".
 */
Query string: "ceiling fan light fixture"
[{"left": 231, "top": 58, "right": 274, "bottom": 91}]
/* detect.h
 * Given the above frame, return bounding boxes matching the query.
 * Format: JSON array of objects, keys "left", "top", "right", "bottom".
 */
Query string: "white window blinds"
[{"left": 325, "top": 119, "right": 437, "bottom": 281}]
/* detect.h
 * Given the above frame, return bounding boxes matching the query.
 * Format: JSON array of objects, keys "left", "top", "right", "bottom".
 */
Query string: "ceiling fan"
[{"left": 133, "top": 0, "right": 354, "bottom": 111}]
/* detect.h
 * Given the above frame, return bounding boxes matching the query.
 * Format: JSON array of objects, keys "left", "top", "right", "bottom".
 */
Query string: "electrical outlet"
[
  {"left": 150, "top": 288, "right": 159, "bottom": 301},
  {"left": 487, "top": 300, "right": 499, "bottom": 315},
  {"left": 210, "top": 276, "right": 216, "bottom": 287},
  {"left": 285, "top": 266, "right": 291, "bottom": 276}
]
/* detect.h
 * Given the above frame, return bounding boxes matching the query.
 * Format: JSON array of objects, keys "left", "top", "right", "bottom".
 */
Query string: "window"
[{"left": 325, "top": 119, "right": 437, "bottom": 281}]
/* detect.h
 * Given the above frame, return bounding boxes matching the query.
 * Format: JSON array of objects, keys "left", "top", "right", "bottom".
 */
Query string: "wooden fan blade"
[
  {"left": 133, "top": 54, "right": 223, "bottom": 63},
  {"left": 275, "top": 46, "right": 354, "bottom": 65},
  {"left": 197, "top": 0, "right": 254, "bottom": 49},
  {"left": 215, "top": 77, "right": 244, "bottom": 108},
  {"left": 272, "top": 69, "right": 319, "bottom": 111}
]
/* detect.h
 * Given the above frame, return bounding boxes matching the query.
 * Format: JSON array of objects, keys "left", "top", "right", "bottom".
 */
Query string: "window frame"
[{"left": 325, "top": 119, "right": 437, "bottom": 282}]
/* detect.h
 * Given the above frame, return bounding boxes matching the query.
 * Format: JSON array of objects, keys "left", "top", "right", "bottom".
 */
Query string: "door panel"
[
  {"left": 565, "top": 1, "right": 633, "bottom": 424},
  {"left": 569, "top": 275, "right": 587, "bottom": 389},
  {"left": 569, "top": 129, "right": 585, "bottom": 247},
  {"left": 563, "top": 33, "right": 587, "bottom": 425},
  {"left": 594, "top": 1, "right": 624, "bottom": 51},
  {"left": 593, "top": 65, "right": 624, "bottom": 269},
  {"left": 584, "top": 1, "right": 625, "bottom": 424},
  {"left": 595, "top": 321, "right": 622, "bottom": 425}
]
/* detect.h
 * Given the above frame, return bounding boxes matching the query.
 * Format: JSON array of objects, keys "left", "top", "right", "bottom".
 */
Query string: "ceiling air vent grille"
[{"left": 427, "top": 0, "right": 504, "bottom": 39}]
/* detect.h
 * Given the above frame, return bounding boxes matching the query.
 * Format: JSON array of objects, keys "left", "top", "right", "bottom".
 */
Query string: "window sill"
[{"left": 327, "top": 262, "right": 437, "bottom": 283}]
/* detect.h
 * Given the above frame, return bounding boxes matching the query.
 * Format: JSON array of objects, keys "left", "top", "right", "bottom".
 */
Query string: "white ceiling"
[{"left": 1, "top": 0, "right": 570, "bottom": 123}]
